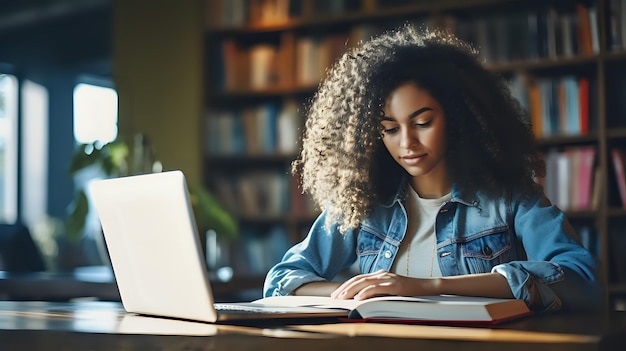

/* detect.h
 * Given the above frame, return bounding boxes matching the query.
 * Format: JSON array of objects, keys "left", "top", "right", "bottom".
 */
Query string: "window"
[
  {"left": 73, "top": 83, "right": 118, "bottom": 146},
  {"left": 0, "top": 74, "right": 18, "bottom": 223},
  {"left": 72, "top": 81, "right": 118, "bottom": 257},
  {"left": 21, "top": 80, "right": 49, "bottom": 228}
]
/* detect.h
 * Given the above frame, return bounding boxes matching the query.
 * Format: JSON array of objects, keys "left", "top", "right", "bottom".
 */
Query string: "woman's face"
[{"left": 381, "top": 83, "right": 449, "bottom": 194}]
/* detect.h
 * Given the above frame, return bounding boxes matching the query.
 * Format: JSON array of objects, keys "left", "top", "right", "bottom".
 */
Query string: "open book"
[{"left": 254, "top": 295, "right": 532, "bottom": 325}]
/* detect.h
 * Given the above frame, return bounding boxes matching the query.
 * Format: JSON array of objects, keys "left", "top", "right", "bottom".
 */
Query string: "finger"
[
  {"left": 330, "top": 276, "right": 358, "bottom": 298},
  {"left": 330, "top": 270, "right": 384, "bottom": 298},
  {"left": 333, "top": 271, "right": 393, "bottom": 299},
  {"left": 354, "top": 282, "right": 393, "bottom": 300},
  {"left": 331, "top": 276, "right": 366, "bottom": 299}
]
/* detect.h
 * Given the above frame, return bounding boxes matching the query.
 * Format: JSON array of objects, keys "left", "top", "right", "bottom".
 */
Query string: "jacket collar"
[{"left": 382, "top": 176, "right": 480, "bottom": 208}]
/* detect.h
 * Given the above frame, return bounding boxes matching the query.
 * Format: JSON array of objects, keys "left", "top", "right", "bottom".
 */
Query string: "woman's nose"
[{"left": 400, "top": 128, "right": 418, "bottom": 149}]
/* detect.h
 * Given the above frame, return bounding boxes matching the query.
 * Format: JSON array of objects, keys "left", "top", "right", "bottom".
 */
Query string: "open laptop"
[{"left": 89, "top": 170, "right": 347, "bottom": 323}]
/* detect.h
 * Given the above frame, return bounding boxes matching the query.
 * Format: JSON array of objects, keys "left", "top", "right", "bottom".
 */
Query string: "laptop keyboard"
[{"left": 214, "top": 303, "right": 284, "bottom": 314}]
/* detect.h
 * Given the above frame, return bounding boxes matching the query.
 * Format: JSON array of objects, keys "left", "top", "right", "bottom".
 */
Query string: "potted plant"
[{"left": 67, "top": 137, "right": 238, "bottom": 266}]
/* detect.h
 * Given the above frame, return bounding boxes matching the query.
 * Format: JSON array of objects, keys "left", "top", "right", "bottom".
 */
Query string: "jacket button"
[
  {"left": 483, "top": 246, "right": 492, "bottom": 256},
  {"left": 384, "top": 250, "right": 392, "bottom": 259}
]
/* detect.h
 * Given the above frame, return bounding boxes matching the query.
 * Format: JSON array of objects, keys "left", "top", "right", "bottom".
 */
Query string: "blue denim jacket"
[{"left": 264, "top": 182, "right": 603, "bottom": 312}]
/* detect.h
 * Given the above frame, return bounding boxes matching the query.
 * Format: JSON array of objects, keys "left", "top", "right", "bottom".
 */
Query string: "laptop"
[{"left": 89, "top": 170, "right": 347, "bottom": 323}]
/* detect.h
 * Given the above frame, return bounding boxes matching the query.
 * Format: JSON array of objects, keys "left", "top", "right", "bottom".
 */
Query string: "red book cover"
[
  {"left": 577, "top": 147, "right": 596, "bottom": 210},
  {"left": 340, "top": 311, "right": 534, "bottom": 327}
]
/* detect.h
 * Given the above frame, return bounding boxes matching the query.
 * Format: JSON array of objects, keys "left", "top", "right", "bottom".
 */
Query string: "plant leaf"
[
  {"left": 69, "top": 144, "right": 100, "bottom": 175},
  {"left": 189, "top": 184, "right": 238, "bottom": 240},
  {"left": 66, "top": 190, "right": 90, "bottom": 242}
]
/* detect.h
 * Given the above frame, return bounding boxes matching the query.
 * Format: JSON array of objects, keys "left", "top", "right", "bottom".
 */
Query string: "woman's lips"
[{"left": 402, "top": 154, "right": 425, "bottom": 166}]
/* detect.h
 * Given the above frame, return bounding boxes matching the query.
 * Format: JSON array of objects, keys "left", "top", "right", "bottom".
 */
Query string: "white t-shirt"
[{"left": 391, "top": 186, "right": 451, "bottom": 277}]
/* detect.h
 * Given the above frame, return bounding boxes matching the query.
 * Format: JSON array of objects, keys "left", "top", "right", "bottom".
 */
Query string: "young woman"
[{"left": 263, "top": 25, "right": 603, "bottom": 312}]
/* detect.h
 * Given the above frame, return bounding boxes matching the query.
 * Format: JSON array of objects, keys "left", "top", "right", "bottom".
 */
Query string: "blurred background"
[{"left": 0, "top": 0, "right": 625, "bottom": 309}]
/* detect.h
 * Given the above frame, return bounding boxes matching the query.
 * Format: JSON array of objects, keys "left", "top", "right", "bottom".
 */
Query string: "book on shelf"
[
  {"left": 448, "top": 5, "right": 599, "bottom": 62},
  {"left": 541, "top": 146, "right": 596, "bottom": 211},
  {"left": 576, "top": 3, "right": 594, "bottom": 56},
  {"left": 277, "top": 32, "right": 295, "bottom": 88},
  {"left": 526, "top": 76, "right": 543, "bottom": 137},
  {"left": 212, "top": 172, "right": 287, "bottom": 218},
  {"left": 555, "top": 150, "right": 569, "bottom": 210},
  {"left": 557, "top": 12, "right": 576, "bottom": 58},
  {"left": 276, "top": 99, "right": 301, "bottom": 154},
  {"left": 254, "top": 294, "right": 532, "bottom": 325},
  {"left": 588, "top": 4, "right": 600, "bottom": 53},
  {"left": 523, "top": 74, "right": 590, "bottom": 138},
  {"left": 220, "top": 39, "right": 250, "bottom": 91},
  {"left": 248, "top": 0, "right": 292, "bottom": 26},
  {"left": 207, "top": 102, "right": 297, "bottom": 156},
  {"left": 249, "top": 43, "right": 278, "bottom": 90},
  {"left": 575, "top": 147, "right": 596, "bottom": 210},
  {"left": 608, "top": 0, "right": 626, "bottom": 51}
]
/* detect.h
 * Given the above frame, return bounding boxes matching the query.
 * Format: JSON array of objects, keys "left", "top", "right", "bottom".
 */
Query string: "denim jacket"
[{"left": 264, "top": 181, "right": 604, "bottom": 312}]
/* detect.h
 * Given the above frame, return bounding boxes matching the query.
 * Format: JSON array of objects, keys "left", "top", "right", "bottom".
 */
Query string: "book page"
[{"left": 253, "top": 294, "right": 515, "bottom": 310}]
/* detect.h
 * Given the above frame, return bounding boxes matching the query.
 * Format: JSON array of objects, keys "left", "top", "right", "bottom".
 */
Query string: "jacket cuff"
[{"left": 492, "top": 261, "right": 564, "bottom": 312}]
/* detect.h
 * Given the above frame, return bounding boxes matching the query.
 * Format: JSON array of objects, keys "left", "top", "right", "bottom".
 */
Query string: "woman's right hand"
[{"left": 330, "top": 270, "right": 439, "bottom": 300}]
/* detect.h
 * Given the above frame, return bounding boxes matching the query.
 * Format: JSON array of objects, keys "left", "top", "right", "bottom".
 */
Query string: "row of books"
[
  {"left": 207, "top": 0, "right": 292, "bottom": 28},
  {"left": 236, "top": 224, "right": 292, "bottom": 275},
  {"left": 510, "top": 74, "right": 592, "bottom": 138},
  {"left": 213, "top": 170, "right": 289, "bottom": 218},
  {"left": 540, "top": 146, "right": 597, "bottom": 212},
  {"left": 214, "top": 72, "right": 594, "bottom": 157},
  {"left": 212, "top": 171, "right": 318, "bottom": 219},
  {"left": 213, "top": 6, "right": 599, "bottom": 92},
  {"left": 541, "top": 146, "right": 626, "bottom": 212},
  {"left": 609, "top": 0, "right": 626, "bottom": 51},
  {"left": 449, "top": 3, "right": 599, "bottom": 63},
  {"left": 206, "top": 0, "right": 362, "bottom": 28},
  {"left": 205, "top": 99, "right": 302, "bottom": 156},
  {"left": 213, "top": 26, "right": 380, "bottom": 91}
]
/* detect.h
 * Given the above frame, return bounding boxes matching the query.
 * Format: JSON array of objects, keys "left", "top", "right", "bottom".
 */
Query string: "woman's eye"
[
  {"left": 383, "top": 127, "right": 399, "bottom": 134},
  {"left": 416, "top": 120, "right": 432, "bottom": 128}
]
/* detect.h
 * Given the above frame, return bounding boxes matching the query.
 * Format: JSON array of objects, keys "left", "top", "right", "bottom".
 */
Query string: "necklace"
[{"left": 406, "top": 234, "right": 437, "bottom": 277}]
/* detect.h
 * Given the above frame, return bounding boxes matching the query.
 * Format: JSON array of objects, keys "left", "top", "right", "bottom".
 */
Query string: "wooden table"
[
  {"left": 0, "top": 266, "right": 264, "bottom": 302},
  {"left": 0, "top": 300, "right": 623, "bottom": 351}
]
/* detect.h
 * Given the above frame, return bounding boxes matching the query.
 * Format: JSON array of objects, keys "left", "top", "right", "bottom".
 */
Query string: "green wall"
[{"left": 113, "top": 0, "right": 204, "bottom": 185}]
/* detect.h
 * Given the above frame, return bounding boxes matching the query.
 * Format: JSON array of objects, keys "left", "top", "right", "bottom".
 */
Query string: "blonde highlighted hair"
[{"left": 293, "top": 25, "right": 543, "bottom": 233}]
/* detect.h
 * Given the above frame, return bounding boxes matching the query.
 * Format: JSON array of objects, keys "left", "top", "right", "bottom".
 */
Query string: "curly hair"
[{"left": 293, "top": 24, "right": 545, "bottom": 233}]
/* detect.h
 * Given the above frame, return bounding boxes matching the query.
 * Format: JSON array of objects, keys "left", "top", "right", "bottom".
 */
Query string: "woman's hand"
[
  {"left": 330, "top": 270, "right": 514, "bottom": 301},
  {"left": 330, "top": 270, "right": 439, "bottom": 300}
]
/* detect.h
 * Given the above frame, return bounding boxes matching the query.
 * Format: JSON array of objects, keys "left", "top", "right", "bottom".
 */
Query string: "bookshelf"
[{"left": 203, "top": 0, "right": 626, "bottom": 309}]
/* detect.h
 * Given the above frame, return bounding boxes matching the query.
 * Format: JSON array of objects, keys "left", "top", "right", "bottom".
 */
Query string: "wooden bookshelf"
[{"left": 203, "top": 0, "right": 626, "bottom": 309}]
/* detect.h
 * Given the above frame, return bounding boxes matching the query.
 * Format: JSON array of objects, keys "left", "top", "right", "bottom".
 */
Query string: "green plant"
[
  {"left": 67, "top": 140, "right": 128, "bottom": 242},
  {"left": 187, "top": 184, "right": 238, "bottom": 241},
  {"left": 67, "top": 139, "right": 238, "bottom": 242}
]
